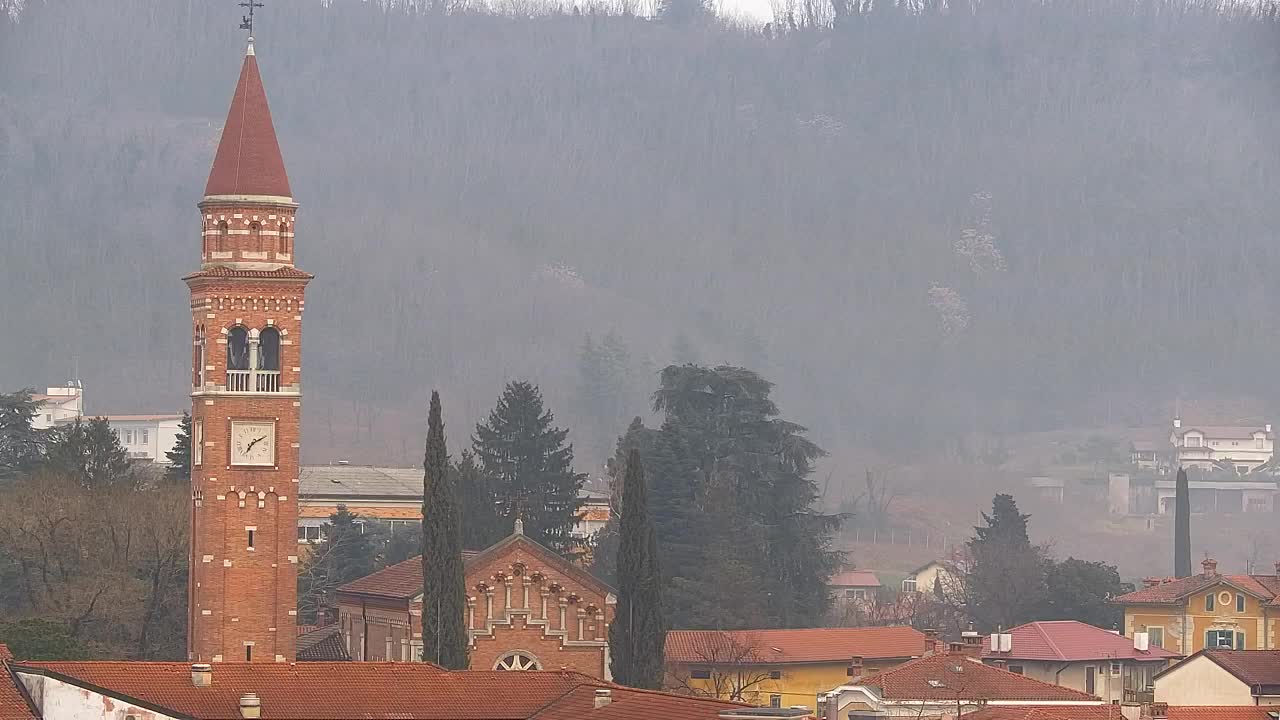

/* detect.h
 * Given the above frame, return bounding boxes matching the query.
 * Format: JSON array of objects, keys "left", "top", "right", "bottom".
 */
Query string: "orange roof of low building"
[
  {"left": 665, "top": 626, "right": 926, "bottom": 665},
  {"left": 204, "top": 44, "right": 292, "bottom": 199},
  {"left": 1164, "top": 708, "right": 1279, "bottom": 720},
  {"left": 962, "top": 706, "right": 1127, "bottom": 720},
  {"left": 13, "top": 662, "right": 741, "bottom": 720},
  {"left": 1115, "top": 571, "right": 1280, "bottom": 607},
  {"left": 855, "top": 652, "right": 1100, "bottom": 702},
  {"left": 829, "top": 570, "right": 882, "bottom": 588}
]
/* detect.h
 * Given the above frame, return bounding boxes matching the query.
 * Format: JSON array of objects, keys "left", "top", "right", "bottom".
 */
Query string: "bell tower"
[{"left": 186, "top": 37, "right": 310, "bottom": 663}]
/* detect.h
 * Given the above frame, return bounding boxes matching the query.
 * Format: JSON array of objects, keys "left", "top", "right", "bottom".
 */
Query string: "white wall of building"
[
  {"left": 106, "top": 417, "right": 183, "bottom": 463},
  {"left": 1153, "top": 655, "right": 1255, "bottom": 706},
  {"left": 16, "top": 671, "right": 183, "bottom": 720}
]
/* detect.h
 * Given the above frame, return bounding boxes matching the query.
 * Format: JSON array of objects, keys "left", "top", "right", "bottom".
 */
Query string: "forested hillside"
[{"left": 3, "top": 0, "right": 1278, "bottom": 469}]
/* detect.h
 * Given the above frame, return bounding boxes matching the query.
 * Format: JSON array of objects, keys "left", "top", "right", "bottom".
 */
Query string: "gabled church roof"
[{"left": 204, "top": 42, "right": 292, "bottom": 199}]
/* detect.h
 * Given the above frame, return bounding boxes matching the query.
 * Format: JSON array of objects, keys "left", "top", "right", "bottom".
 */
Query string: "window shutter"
[{"left": 1236, "top": 632, "right": 1246, "bottom": 650}]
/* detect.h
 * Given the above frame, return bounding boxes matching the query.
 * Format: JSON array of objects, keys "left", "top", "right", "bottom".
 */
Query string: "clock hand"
[{"left": 246, "top": 436, "right": 266, "bottom": 452}]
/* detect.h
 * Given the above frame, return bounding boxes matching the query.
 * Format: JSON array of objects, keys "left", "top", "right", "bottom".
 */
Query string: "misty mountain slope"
[{"left": 2, "top": 0, "right": 1279, "bottom": 467}]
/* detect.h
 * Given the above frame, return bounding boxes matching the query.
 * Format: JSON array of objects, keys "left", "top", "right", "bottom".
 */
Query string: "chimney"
[
  {"left": 1173, "top": 418, "right": 1182, "bottom": 429},
  {"left": 191, "top": 663, "right": 212, "bottom": 688},
  {"left": 1141, "top": 577, "right": 1161, "bottom": 588},
  {"left": 1202, "top": 558, "right": 1218, "bottom": 577},
  {"left": 1266, "top": 423, "right": 1273, "bottom": 434},
  {"left": 593, "top": 689, "right": 612, "bottom": 709},
  {"left": 846, "top": 656, "right": 864, "bottom": 681},
  {"left": 923, "top": 628, "right": 940, "bottom": 656},
  {"left": 238, "top": 694, "right": 261, "bottom": 720}
]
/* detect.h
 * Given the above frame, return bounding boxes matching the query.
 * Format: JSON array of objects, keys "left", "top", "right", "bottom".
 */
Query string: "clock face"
[{"left": 230, "top": 421, "right": 275, "bottom": 467}]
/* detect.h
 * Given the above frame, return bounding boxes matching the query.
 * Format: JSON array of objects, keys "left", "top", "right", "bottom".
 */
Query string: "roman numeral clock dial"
[{"left": 230, "top": 420, "right": 276, "bottom": 466}]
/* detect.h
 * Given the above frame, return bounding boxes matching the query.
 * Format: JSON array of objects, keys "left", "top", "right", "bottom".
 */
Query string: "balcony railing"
[{"left": 225, "top": 369, "right": 282, "bottom": 393}]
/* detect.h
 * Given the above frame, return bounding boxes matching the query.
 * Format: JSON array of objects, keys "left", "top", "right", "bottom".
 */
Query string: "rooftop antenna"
[{"left": 239, "top": 0, "right": 264, "bottom": 39}]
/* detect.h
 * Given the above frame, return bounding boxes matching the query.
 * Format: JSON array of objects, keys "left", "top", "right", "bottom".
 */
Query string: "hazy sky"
[{"left": 720, "top": 0, "right": 773, "bottom": 22}]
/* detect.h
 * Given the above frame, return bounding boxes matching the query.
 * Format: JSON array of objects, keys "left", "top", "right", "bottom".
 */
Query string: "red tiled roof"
[
  {"left": 17, "top": 662, "right": 581, "bottom": 720},
  {"left": 205, "top": 46, "right": 292, "bottom": 198},
  {"left": 829, "top": 570, "right": 882, "bottom": 588},
  {"left": 0, "top": 645, "right": 38, "bottom": 720},
  {"left": 1115, "top": 573, "right": 1276, "bottom": 605},
  {"left": 530, "top": 685, "right": 744, "bottom": 720},
  {"left": 184, "top": 266, "right": 314, "bottom": 281},
  {"left": 856, "top": 653, "right": 1100, "bottom": 702},
  {"left": 1194, "top": 650, "right": 1280, "bottom": 687},
  {"left": 1164, "top": 708, "right": 1278, "bottom": 720},
  {"left": 665, "top": 626, "right": 926, "bottom": 665},
  {"left": 963, "top": 706, "right": 1127, "bottom": 720},
  {"left": 13, "top": 662, "right": 741, "bottom": 720},
  {"left": 295, "top": 626, "right": 349, "bottom": 662},
  {"left": 981, "top": 621, "right": 1179, "bottom": 662},
  {"left": 339, "top": 533, "right": 610, "bottom": 601}
]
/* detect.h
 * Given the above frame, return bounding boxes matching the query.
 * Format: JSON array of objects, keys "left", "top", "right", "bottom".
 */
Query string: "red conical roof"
[{"left": 204, "top": 43, "right": 292, "bottom": 198}]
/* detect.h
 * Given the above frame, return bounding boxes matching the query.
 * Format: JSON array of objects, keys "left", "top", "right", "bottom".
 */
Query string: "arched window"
[
  {"left": 279, "top": 222, "right": 289, "bottom": 256},
  {"left": 216, "top": 221, "right": 229, "bottom": 253},
  {"left": 250, "top": 222, "right": 262, "bottom": 253},
  {"left": 493, "top": 651, "right": 541, "bottom": 671},
  {"left": 194, "top": 325, "right": 206, "bottom": 388},
  {"left": 259, "top": 327, "right": 281, "bottom": 371},
  {"left": 227, "top": 326, "right": 250, "bottom": 370}
]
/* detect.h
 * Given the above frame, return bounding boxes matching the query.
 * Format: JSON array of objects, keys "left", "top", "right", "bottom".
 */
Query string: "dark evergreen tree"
[
  {"left": 651, "top": 364, "right": 838, "bottom": 628},
  {"left": 44, "top": 417, "right": 133, "bottom": 489},
  {"left": 965, "top": 493, "right": 1047, "bottom": 632},
  {"left": 0, "top": 389, "right": 52, "bottom": 479},
  {"left": 457, "top": 450, "right": 505, "bottom": 551},
  {"left": 1040, "top": 557, "right": 1133, "bottom": 629},
  {"left": 609, "top": 449, "right": 665, "bottom": 688},
  {"left": 165, "top": 412, "right": 192, "bottom": 482},
  {"left": 1174, "top": 468, "right": 1192, "bottom": 578},
  {"left": 472, "top": 381, "right": 586, "bottom": 556},
  {"left": 576, "top": 331, "right": 634, "bottom": 463},
  {"left": 297, "top": 505, "right": 382, "bottom": 623},
  {"left": 384, "top": 521, "right": 422, "bottom": 566},
  {"left": 0, "top": 619, "right": 90, "bottom": 660},
  {"left": 421, "top": 391, "right": 468, "bottom": 669}
]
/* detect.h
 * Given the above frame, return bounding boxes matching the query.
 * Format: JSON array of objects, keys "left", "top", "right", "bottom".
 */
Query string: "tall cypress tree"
[
  {"left": 1174, "top": 467, "right": 1192, "bottom": 578},
  {"left": 472, "top": 381, "right": 586, "bottom": 556},
  {"left": 421, "top": 391, "right": 468, "bottom": 669},
  {"left": 609, "top": 449, "right": 665, "bottom": 688}
]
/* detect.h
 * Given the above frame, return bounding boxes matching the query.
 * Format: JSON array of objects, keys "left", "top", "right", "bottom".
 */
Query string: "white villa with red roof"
[{"left": 981, "top": 621, "right": 1178, "bottom": 704}]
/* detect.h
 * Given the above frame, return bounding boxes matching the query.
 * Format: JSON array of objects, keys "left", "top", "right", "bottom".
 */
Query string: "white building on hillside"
[
  {"left": 1171, "top": 418, "right": 1273, "bottom": 474},
  {"left": 55, "top": 414, "right": 184, "bottom": 463},
  {"left": 30, "top": 384, "right": 83, "bottom": 429}
]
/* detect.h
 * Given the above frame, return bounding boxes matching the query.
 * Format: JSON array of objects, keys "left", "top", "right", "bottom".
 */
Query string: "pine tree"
[
  {"left": 0, "top": 389, "right": 50, "bottom": 480},
  {"left": 44, "top": 417, "right": 133, "bottom": 489},
  {"left": 457, "top": 450, "right": 506, "bottom": 551},
  {"left": 965, "top": 493, "right": 1047, "bottom": 632},
  {"left": 1174, "top": 467, "right": 1192, "bottom": 578},
  {"left": 472, "top": 381, "right": 586, "bottom": 555},
  {"left": 421, "top": 391, "right": 468, "bottom": 669},
  {"left": 609, "top": 449, "right": 665, "bottom": 688},
  {"left": 649, "top": 364, "right": 839, "bottom": 628},
  {"left": 165, "top": 412, "right": 192, "bottom": 482}
]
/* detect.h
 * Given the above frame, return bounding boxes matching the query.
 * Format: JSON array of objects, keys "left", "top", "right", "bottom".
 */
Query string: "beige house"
[
  {"left": 901, "top": 559, "right": 963, "bottom": 595},
  {"left": 982, "top": 621, "right": 1178, "bottom": 704},
  {"left": 1154, "top": 649, "right": 1280, "bottom": 706},
  {"left": 1171, "top": 419, "right": 1273, "bottom": 474}
]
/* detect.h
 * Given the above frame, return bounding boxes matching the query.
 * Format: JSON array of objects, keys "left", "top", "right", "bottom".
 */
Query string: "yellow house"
[
  {"left": 1117, "top": 558, "right": 1280, "bottom": 655},
  {"left": 664, "top": 626, "right": 928, "bottom": 712}
]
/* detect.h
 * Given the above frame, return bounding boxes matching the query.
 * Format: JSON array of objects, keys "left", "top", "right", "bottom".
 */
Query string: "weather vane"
[{"left": 239, "top": 0, "right": 264, "bottom": 36}]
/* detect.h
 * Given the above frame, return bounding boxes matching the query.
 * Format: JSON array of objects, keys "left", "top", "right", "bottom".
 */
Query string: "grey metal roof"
[{"left": 298, "top": 465, "right": 423, "bottom": 499}]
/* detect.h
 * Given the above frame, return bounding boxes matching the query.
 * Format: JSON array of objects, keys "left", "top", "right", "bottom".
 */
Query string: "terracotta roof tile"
[
  {"left": 1165, "top": 708, "right": 1279, "bottom": 720},
  {"left": 183, "top": 266, "right": 313, "bottom": 281},
  {"left": 1197, "top": 650, "right": 1280, "bottom": 687},
  {"left": 829, "top": 570, "right": 882, "bottom": 588},
  {"left": 665, "top": 626, "right": 926, "bottom": 665},
  {"left": 531, "top": 685, "right": 744, "bottom": 720},
  {"left": 981, "top": 621, "right": 1179, "bottom": 662},
  {"left": 856, "top": 652, "right": 1100, "bottom": 702},
  {"left": 0, "top": 646, "right": 39, "bottom": 720},
  {"left": 1115, "top": 574, "right": 1275, "bottom": 605},
  {"left": 295, "top": 626, "right": 349, "bottom": 662},
  {"left": 17, "top": 662, "right": 587, "bottom": 720},
  {"left": 963, "top": 706, "right": 1127, "bottom": 720},
  {"left": 338, "top": 534, "right": 611, "bottom": 601},
  {"left": 205, "top": 48, "right": 291, "bottom": 198}
]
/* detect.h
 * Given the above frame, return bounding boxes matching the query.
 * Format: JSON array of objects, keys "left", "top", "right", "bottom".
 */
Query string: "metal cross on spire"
[{"left": 239, "top": 0, "right": 264, "bottom": 37}]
